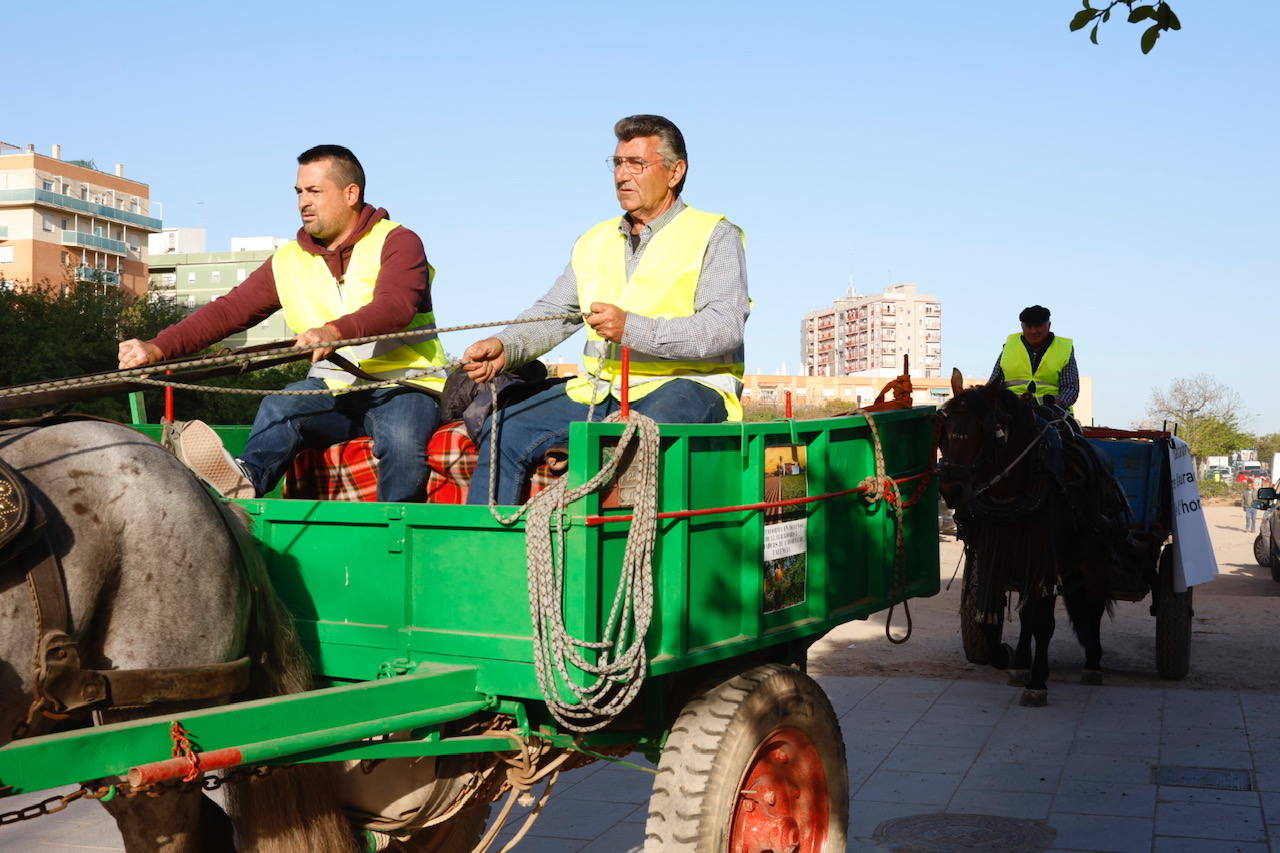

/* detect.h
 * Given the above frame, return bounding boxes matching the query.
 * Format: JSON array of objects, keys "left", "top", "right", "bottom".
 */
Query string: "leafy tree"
[
  {"left": 0, "top": 281, "right": 308, "bottom": 424},
  {"left": 1253, "top": 433, "right": 1280, "bottom": 470},
  {"left": 1146, "top": 374, "right": 1247, "bottom": 466},
  {"left": 1069, "top": 1, "right": 1181, "bottom": 53}
]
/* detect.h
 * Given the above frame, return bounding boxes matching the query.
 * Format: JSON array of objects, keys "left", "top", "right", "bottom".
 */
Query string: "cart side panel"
[
  {"left": 1085, "top": 437, "right": 1166, "bottom": 529},
  {"left": 239, "top": 408, "right": 940, "bottom": 700}
]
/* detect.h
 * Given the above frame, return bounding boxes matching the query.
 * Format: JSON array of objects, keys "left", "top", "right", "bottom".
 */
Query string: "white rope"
[
  {"left": 480, "top": 348, "right": 661, "bottom": 731},
  {"left": 521, "top": 412, "right": 660, "bottom": 732}
]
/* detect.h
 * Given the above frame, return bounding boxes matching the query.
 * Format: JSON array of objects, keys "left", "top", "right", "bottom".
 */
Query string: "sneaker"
[{"left": 171, "top": 420, "right": 256, "bottom": 499}]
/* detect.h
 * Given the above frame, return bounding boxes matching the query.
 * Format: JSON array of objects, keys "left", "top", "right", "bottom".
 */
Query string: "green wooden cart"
[{"left": 0, "top": 407, "right": 939, "bottom": 851}]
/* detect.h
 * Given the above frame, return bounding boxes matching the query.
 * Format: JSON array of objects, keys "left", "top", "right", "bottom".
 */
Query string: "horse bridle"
[
  {"left": 939, "top": 397, "right": 1063, "bottom": 500},
  {"left": 0, "top": 416, "right": 253, "bottom": 740}
]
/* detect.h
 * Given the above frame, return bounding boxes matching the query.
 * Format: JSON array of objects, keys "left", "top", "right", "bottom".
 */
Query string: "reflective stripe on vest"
[
  {"left": 564, "top": 207, "right": 745, "bottom": 421},
  {"left": 272, "top": 218, "right": 447, "bottom": 391},
  {"left": 998, "top": 333, "right": 1073, "bottom": 401}
]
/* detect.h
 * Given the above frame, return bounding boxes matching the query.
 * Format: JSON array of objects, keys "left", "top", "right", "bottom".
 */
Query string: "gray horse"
[{"left": 0, "top": 419, "right": 357, "bottom": 852}]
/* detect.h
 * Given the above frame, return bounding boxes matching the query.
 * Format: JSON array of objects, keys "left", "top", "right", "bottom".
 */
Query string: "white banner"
[
  {"left": 764, "top": 519, "right": 807, "bottom": 562},
  {"left": 1168, "top": 436, "right": 1218, "bottom": 590}
]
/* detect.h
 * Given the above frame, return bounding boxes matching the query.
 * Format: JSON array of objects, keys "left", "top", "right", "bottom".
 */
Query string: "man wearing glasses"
[{"left": 462, "top": 114, "right": 749, "bottom": 505}]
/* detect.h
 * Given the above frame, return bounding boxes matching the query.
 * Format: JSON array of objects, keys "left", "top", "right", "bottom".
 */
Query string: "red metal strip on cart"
[{"left": 583, "top": 470, "right": 930, "bottom": 527}]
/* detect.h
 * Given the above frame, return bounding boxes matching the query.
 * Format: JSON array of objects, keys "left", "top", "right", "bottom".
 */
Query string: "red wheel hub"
[{"left": 729, "top": 727, "right": 829, "bottom": 853}]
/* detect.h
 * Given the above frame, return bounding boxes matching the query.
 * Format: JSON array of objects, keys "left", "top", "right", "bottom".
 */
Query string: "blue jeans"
[
  {"left": 466, "top": 379, "right": 727, "bottom": 506},
  {"left": 239, "top": 377, "right": 440, "bottom": 502},
  {"left": 1245, "top": 505, "right": 1258, "bottom": 532}
]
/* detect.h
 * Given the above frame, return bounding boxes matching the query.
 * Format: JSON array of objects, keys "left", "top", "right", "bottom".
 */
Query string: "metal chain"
[
  {"left": 0, "top": 312, "right": 582, "bottom": 400},
  {"left": 0, "top": 764, "right": 280, "bottom": 828}
]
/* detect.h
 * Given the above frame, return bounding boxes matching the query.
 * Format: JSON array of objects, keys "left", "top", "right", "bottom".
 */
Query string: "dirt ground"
[{"left": 807, "top": 504, "right": 1280, "bottom": 692}]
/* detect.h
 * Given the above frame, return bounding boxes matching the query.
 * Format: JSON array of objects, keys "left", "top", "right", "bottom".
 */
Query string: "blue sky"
[{"left": 8, "top": 2, "right": 1276, "bottom": 429}]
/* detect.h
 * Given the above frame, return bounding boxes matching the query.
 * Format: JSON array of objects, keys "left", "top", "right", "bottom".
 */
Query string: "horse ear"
[{"left": 950, "top": 367, "right": 964, "bottom": 397}]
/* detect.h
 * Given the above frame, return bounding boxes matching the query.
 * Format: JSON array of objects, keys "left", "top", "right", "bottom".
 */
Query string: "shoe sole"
[{"left": 174, "top": 421, "right": 254, "bottom": 499}]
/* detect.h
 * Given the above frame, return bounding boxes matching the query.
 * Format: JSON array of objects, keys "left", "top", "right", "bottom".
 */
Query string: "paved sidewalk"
[{"left": 5, "top": 675, "right": 1279, "bottom": 851}]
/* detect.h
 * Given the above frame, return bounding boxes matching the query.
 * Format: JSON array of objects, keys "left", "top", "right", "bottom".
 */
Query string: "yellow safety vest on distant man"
[
  {"left": 998, "top": 332, "right": 1073, "bottom": 401},
  {"left": 564, "top": 206, "right": 745, "bottom": 421},
  {"left": 272, "top": 218, "right": 447, "bottom": 392}
]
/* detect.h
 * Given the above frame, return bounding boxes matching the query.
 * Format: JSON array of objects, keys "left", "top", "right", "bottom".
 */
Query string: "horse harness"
[{"left": 0, "top": 419, "right": 251, "bottom": 740}]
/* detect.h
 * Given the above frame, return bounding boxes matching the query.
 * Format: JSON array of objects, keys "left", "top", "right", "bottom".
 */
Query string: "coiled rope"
[
  {"left": 850, "top": 406, "right": 914, "bottom": 645},
  {"left": 481, "top": 358, "right": 662, "bottom": 732}
]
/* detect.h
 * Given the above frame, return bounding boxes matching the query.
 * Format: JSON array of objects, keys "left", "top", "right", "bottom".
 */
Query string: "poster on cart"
[
  {"left": 763, "top": 444, "right": 808, "bottom": 613},
  {"left": 1169, "top": 436, "right": 1218, "bottom": 591}
]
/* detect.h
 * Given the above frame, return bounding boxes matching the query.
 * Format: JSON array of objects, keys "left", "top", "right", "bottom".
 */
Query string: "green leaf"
[
  {"left": 1128, "top": 4, "right": 1156, "bottom": 23},
  {"left": 1102, "top": 8, "right": 1111, "bottom": 22},
  {"left": 1141, "top": 23, "right": 1161, "bottom": 53},
  {"left": 1070, "top": 8, "right": 1098, "bottom": 31},
  {"left": 1090, "top": 22, "right": 1100, "bottom": 44},
  {"left": 1158, "top": 4, "right": 1182, "bottom": 30}
]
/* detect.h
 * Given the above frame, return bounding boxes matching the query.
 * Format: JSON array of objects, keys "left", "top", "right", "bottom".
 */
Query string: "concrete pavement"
[{"left": 6, "top": 674, "right": 1280, "bottom": 851}]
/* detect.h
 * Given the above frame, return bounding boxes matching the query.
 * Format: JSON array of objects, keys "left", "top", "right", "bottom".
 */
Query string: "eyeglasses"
[{"left": 606, "top": 156, "right": 666, "bottom": 175}]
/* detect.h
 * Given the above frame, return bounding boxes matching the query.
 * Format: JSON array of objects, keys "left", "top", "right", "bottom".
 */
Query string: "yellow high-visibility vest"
[
  {"left": 564, "top": 207, "right": 745, "bottom": 421},
  {"left": 998, "top": 333, "right": 1073, "bottom": 402},
  {"left": 272, "top": 218, "right": 446, "bottom": 391}
]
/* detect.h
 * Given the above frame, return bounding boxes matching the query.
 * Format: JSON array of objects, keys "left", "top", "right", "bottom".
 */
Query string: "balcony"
[
  {"left": 74, "top": 266, "right": 120, "bottom": 286},
  {"left": 62, "top": 230, "right": 127, "bottom": 254},
  {"left": 0, "top": 189, "right": 162, "bottom": 231}
]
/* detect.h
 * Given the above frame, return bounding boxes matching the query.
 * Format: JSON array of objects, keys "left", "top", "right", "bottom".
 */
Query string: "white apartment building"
[{"left": 802, "top": 282, "right": 942, "bottom": 378}]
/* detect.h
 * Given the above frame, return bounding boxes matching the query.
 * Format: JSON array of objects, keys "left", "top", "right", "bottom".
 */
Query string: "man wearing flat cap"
[{"left": 989, "top": 305, "right": 1078, "bottom": 409}]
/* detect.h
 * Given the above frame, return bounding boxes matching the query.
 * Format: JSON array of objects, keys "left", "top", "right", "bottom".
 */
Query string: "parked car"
[{"left": 1256, "top": 487, "right": 1279, "bottom": 582}]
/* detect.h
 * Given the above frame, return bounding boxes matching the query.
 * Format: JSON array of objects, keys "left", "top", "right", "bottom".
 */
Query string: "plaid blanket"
[{"left": 285, "top": 421, "right": 559, "bottom": 503}]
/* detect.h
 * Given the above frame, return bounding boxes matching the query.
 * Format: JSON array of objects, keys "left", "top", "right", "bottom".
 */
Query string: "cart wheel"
[
  {"left": 644, "top": 663, "right": 847, "bottom": 852},
  {"left": 960, "top": 560, "right": 999, "bottom": 665},
  {"left": 396, "top": 803, "right": 489, "bottom": 852},
  {"left": 1254, "top": 534, "right": 1270, "bottom": 569},
  {"left": 1155, "top": 546, "right": 1192, "bottom": 681}
]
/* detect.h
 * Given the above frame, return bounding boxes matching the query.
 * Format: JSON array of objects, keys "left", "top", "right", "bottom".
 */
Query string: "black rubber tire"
[
  {"left": 1271, "top": 542, "right": 1280, "bottom": 584},
  {"left": 400, "top": 803, "right": 489, "bottom": 852},
  {"left": 643, "top": 663, "right": 848, "bottom": 852},
  {"left": 1155, "top": 547, "right": 1192, "bottom": 681},
  {"left": 961, "top": 560, "right": 999, "bottom": 665},
  {"left": 1254, "top": 534, "right": 1269, "bottom": 568}
]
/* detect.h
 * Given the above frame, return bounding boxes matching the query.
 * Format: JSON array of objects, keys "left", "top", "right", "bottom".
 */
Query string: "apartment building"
[
  {"left": 0, "top": 141, "right": 162, "bottom": 295},
  {"left": 801, "top": 282, "right": 942, "bottom": 378},
  {"left": 147, "top": 237, "right": 291, "bottom": 347}
]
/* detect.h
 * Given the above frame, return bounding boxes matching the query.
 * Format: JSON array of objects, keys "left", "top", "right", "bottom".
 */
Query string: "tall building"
[
  {"left": 801, "top": 282, "right": 942, "bottom": 378},
  {"left": 0, "top": 141, "right": 162, "bottom": 295},
  {"left": 147, "top": 238, "right": 291, "bottom": 347}
]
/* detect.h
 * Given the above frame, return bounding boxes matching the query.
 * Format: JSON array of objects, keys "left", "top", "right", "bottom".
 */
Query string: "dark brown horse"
[{"left": 937, "top": 373, "right": 1134, "bottom": 706}]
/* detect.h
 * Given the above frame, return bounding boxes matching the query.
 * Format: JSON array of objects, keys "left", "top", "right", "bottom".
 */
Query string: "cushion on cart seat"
[{"left": 284, "top": 420, "right": 561, "bottom": 503}]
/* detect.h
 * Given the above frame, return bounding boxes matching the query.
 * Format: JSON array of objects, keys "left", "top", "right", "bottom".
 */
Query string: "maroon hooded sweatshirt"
[{"left": 149, "top": 204, "right": 430, "bottom": 358}]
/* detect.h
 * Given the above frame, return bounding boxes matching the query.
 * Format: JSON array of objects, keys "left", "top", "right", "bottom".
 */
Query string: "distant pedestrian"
[{"left": 1244, "top": 477, "right": 1260, "bottom": 532}]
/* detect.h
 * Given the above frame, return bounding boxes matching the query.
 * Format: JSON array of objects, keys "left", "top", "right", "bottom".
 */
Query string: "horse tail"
[{"left": 218, "top": 502, "right": 360, "bottom": 853}]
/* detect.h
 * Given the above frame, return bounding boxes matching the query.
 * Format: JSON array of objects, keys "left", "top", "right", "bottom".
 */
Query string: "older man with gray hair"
[{"left": 462, "top": 114, "right": 750, "bottom": 505}]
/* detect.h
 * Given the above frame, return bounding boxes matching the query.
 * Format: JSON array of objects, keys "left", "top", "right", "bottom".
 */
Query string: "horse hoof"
[
  {"left": 1007, "top": 669, "right": 1028, "bottom": 687},
  {"left": 1019, "top": 689, "right": 1048, "bottom": 707},
  {"left": 1080, "top": 669, "right": 1103, "bottom": 686},
  {"left": 992, "top": 643, "right": 1016, "bottom": 670}
]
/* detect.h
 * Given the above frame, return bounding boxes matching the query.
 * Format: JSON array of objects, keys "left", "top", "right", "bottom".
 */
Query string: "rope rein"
[{"left": 0, "top": 312, "right": 584, "bottom": 400}]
